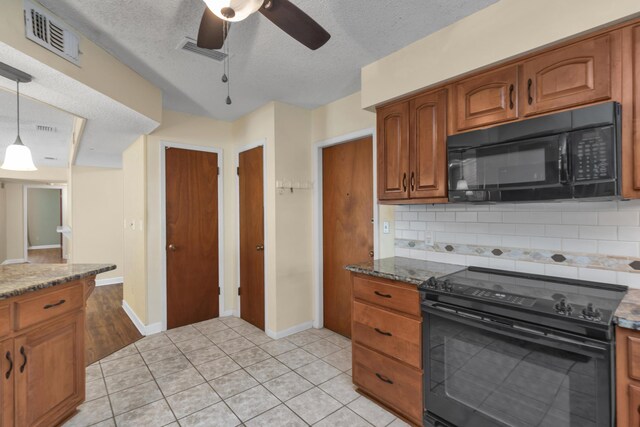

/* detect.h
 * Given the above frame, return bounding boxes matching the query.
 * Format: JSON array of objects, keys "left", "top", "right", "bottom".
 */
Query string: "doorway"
[
  {"left": 24, "top": 185, "right": 66, "bottom": 264},
  {"left": 322, "top": 136, "right": 374, "bottom": 337},
  {"left": 238, "top": 145, "right": 265, "bottom": 330},
  {"left": 165, "top": 146, "right": 220, "bottom": 329}
]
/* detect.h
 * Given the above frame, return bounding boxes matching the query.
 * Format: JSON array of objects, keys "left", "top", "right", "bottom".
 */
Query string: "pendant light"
[{"left": 1, "top": 79, "right": 37, "bottom": 171}]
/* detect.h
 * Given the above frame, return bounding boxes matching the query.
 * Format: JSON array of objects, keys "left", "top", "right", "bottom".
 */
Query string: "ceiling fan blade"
[
  {"left": 259, "top": 0, "right": 330, "bottom": 50},
  {"left": 197, "top": 7, "right": 227, "bottom": 50}
]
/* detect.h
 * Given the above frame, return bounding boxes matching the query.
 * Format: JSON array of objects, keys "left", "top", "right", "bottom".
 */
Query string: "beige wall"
[
  {"left": 0, "top": 185, "right": 5, "bottom": 263},
  {"left": 123, "top": 136, "right": 148, "bottom": 323},
  {"left": 361, "top": 0, "right": 640, "bottom": 109},
  {"left": 146, "top": 110, "right": 234, "bottom": 325},
  {"left": 4, "top": 183, "right": 23, "bottom": 262},
  {"left": 0, "top": 166, "right": 68, "bottom": 183},
  {"left": 71, "top": 166, "right": 123, "bottom": 279},
  {"left": 0, "top": 0, "right": 161, "bottom": 123}
]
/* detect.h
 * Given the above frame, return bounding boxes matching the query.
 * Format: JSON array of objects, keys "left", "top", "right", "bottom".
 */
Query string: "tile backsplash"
[{"left": 394, "top": 200, "right": 640, "bottom": 288}]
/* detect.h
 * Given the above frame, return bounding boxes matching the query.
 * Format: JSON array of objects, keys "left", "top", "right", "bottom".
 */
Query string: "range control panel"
[{"left": 462, "top": 287, "right": 537, "bottom": 307}]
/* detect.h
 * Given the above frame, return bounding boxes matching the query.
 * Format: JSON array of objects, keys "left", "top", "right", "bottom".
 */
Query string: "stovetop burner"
[{"left": 419, "top": 267, "right": 628, "bottom": 340}]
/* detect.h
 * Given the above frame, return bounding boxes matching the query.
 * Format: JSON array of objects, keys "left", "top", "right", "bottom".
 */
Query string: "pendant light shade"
[
  {"left": 1, "top": 79, "right": 37, "bottom": 171},
  {"left": 204, "top": 0, "right": 263, "bottom": 22}
]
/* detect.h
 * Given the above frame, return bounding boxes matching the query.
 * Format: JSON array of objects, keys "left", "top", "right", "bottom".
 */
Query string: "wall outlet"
[
  {"left": 425, "top": 231, "right": 434, "bottom": 246},
  {"left": 383, "top": 221, "right": 390, "bottom": 234}
]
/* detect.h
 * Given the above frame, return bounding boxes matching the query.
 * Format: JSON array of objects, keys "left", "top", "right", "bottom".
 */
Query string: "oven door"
[
  {"left": 423, "top": 301, "right": 613, "bottom": 427},
  {"left": 448, "top": 134, "right": 569, "bottom": 202}
]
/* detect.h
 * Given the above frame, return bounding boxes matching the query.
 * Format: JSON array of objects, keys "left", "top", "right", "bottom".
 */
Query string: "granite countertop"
[
  {"left": 0, "top": 263, "right": 116, "bottom": 300},
  {"left": 615, "top": 289, "right": 640, "bottom": 330},
  {"left": 346, "top": 256, "right": 465, "bottom": 286}
]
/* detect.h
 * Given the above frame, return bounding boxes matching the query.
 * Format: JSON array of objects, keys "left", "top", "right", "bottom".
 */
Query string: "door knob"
[
  {"left": 369, "top": 250, "right": 374, "bottom": 258},
  {"left": 256, "top": 244, "right": 264, "bottom": 251},
  {"left": 168, "top": 244, "right": 177, "bottom": 251}
]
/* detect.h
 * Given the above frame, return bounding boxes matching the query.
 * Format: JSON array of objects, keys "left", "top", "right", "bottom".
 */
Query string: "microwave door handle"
[{"left": 559, "top": 134, "right": 569, "bottom": 184}]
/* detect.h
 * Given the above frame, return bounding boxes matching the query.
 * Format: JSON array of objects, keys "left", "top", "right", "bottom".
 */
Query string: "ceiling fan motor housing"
[{"left": 205, "top": 0, "right": 264, "bottom": 22}]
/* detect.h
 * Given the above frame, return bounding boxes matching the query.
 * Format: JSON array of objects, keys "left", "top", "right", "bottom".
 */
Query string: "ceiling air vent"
[
  {"left": 36, "top": 125, "right": 56, "bottom": 133},
  {"left": 178, "top": 38, "right": 227, "bottom": 62},
  {"left": 23, "top": 0, "right": 80, "bottom": 65}
]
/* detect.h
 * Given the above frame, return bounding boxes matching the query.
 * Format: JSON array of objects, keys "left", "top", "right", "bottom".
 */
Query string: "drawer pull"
[
  {"left": 374, "top": 327, "right": 392, "bottom": 337},
  {"left": 375, "top": 373, "right": 394, "bottom": 384},
  {"left": 374, "top": 291, "right": 392, "bottom": 299},
  {"left": 44, "top": 299, "right": 66, "bottom": 310},
  {"left": 19, "top": 346, "right": 27, "bottom": 373},
  {"left": 5, "top": 351, "right": 12, "bottom": 379}
]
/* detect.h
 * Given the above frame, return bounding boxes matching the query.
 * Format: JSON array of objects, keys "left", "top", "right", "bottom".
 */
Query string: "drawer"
[
  {"left": 353, "top": 343, "right": 422, "bottom": 423},
  {"left": 0, "top": 303, "right": 10, "bottom": 337},
  {"left": 15, "top": 283, "right": 84, "bottom": 330},
  {"left": 353, "top": 275, "right": 419, "bottom": 316},
  {"left": 352, "top": 300, "right": 421, "bottom": 368}
]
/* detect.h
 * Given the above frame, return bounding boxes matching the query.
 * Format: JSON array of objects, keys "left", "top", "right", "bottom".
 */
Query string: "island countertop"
[
  {"left": 0, "top": 263, "right": 116, "bottom": 300},
  {"left": 346, "top": 256, "right": 465, "bottom": 286}
]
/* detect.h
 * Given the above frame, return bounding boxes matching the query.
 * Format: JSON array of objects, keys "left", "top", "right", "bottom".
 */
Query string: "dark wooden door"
[
  {"left": 15, "top": 312, "right": 84, "bottom": 427},
  {"left": 0, "top": 339, "right": 12, "bottom": 427},
  {"left": 377, "top": 102, "right": 409, "bottom": 201},
  {"left": 521, "top": 34, "right": 613, "bottom": 116},
  {"left": 239, "top": 146, "right": 265, "bottom": 330},
  {"left": 409, "top": 89, "right": 448, "bottom": 200},
  {"left": 323, "top": 137, "right": 374, "bottom": 337},
  {"left": 454, "top": 66, "right": 518, "bottom": 131},
  {"left": 166, "top": 147, "right": 219, "bottom": 329}
]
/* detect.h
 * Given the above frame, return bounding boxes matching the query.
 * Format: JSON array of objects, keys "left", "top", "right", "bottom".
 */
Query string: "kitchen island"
[{"left": 0, "top": 263, "right": 115, "bottom": 427}]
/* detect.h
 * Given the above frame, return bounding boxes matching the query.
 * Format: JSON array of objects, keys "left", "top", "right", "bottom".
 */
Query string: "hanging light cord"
[{"left": 16, "top": 81, "right": 20, "bottom": 139}]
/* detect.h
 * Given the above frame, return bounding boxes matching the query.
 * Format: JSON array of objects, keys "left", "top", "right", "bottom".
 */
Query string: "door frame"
[
  {"left": 312, "top": 128, "right": 378, "bottom": 329},
  {"left": 160, "top": 140, "right": 226, "bottom": 331},
  {"left": 234, "top": 139, "right": 269, "bottom": 331},
  {"left": 23, "top": 184, "right": 67, "bottom": 260}
]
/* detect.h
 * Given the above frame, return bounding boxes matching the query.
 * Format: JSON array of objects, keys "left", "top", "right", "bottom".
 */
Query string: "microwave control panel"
[{"left": 572, "top": 126, "right": 614, "bottom": 182}]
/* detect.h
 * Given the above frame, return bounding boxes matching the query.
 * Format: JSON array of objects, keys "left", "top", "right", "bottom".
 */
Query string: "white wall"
[
  {"left": 395, "top": 201, "right": 640, "bottom": 287},
  {"left": 4, "top": 183, "right": 24, "bottom": 262},
  {"left": 27, "top": 188, "right": 61, "bottom": 247},
  {"left": 0, "top": 185, "right": 6, "bottom": 263}
]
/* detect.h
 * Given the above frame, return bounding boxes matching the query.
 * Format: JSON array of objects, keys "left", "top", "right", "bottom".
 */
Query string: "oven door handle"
[
  {"left": 424, "top": 302, "right": 610, "bottom": 356},
  {"left": 559, "top": 133, "right": 570, "bottom": 184}
]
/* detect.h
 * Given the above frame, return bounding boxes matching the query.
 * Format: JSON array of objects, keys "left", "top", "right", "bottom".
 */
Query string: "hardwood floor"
[
  {"left": 27, "top": 248, "right": 66, "bottom": 264},
  {"left": 85, "top": 283, "right": 142, "bottom": 366}
]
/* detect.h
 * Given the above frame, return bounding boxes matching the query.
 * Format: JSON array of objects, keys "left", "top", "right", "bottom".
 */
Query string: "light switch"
[{"left": 383, "top": 221, "right": 390, "bottom": 234}]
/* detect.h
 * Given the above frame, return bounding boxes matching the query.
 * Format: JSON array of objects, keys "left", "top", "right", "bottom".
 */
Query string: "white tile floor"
[{"left": 63, "top": 316, "right": 412, "bottom": 427}]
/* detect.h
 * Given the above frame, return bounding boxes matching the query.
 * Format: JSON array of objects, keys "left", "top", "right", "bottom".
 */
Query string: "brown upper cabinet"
[
  {"left": 622, "top": 23, "right": 640, "bottom": 199},
  {"left": 521, "top": 34, "right": 614, "bottom": 117},
  {"left": 377, "top": 102, "right": 409, "bottom": 201},
  {"left": 454, "top": 66, "right": 519, "bottom": 132},
  {"left": 378, "top": 89, "right": 448, "bottom": 203}
]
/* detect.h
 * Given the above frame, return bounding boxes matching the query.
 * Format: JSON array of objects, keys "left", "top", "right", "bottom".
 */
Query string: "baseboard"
[
  {"left": 1, "top": 259, "right": 25, "bottom": 265},
  {"left": 220, "top": 310, "right": 234, "bottom": 317},
  {"left": 266, "top": 321, "right": 313, "bottom": 340},
  {"left": 28, "top": 244, "right": 61, "bottom": 250},
  {"left": 96, "top": 277, "right": 124, "bottom": 286},
  {"left": 232, "top": 309, "right": 240, "bottom": 318},
  {"left": 121, "top": 300, "right": 162, "bottom": 336}
]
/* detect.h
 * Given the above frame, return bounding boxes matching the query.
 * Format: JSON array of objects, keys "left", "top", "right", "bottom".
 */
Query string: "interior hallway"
[{"left": 27, "top": 248, "right": 65, "bottom": 263}]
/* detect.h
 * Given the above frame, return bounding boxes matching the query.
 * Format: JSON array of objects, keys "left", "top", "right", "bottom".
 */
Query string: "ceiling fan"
[{"left": 197, "top": 0, "right": 331, "bottom": 51}]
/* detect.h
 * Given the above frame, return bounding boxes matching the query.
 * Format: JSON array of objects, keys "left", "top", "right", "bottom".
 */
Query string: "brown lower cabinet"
[
  {"left": 0, "top": 278, "right": 93, "bottom": 427},
  {"left": 616, "top": 326, "right": 640, "bottom": 427},
  {"left": 351, "top": 274, "right": 423, "bottom": 426}
]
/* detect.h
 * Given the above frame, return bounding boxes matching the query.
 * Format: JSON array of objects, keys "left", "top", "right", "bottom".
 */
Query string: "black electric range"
[{"left": 419, "top": 267, "right": 628, "bottom": 427}]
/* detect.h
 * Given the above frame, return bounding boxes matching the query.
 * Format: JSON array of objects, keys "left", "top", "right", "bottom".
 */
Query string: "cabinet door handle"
[
  {"left": 19, "top": 346, "right": 27, "bottom": 373},
  {"left": 527, "top": 79, "right": 533, "bottom": 105},
  {"left": 508, "top": 84, "right": 514, "bottom": 110},
  {"left": 410, "top": 172, "right": 415, "bottom": 191},
  {"left": 5, "top": 351, "right": 12, "bottom": 379},
  {"left": 375, "top": 373, "right": 394, "bottom": 384},
  {"left": 44, "top": 299, "right": 66, "bottom": 310},
  {"left": 402, "top": 173, "right": 407, "bottom": 192},
  {"left": 374, "top": 327, "right": 393, "bottom": 337},
  {"left": 374, "top": 291, "right": 392, "bottom": 299}
]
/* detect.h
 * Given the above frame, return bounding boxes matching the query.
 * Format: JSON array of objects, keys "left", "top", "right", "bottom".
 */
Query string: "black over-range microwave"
[{"left": 447, "top": 102, "right": 622, "bottom": 203}]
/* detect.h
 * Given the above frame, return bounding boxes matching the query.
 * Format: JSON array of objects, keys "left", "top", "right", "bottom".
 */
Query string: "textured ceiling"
[
  {"left": 0, "top": 86, "right": 73, "bottom": 168},
  {"left": 0, "top": 43, "right": 159, "bottom": 168},
  {"left": 38, "top": 0, "right": 498, "bottom": 121}
]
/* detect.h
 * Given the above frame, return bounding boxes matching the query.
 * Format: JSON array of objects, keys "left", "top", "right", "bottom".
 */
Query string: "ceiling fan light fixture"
[{"left": 204, "top": 0, "right": 263, "bottom": 22}]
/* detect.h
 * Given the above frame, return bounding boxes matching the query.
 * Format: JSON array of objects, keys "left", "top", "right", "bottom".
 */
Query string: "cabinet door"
[
  {"left": 409, "top": 89, "right": 448, "bottom": 200},
  {"left": 629, "top": 384, "right": 640, "bottom": 426},
  {"left": 454, "top": 66, "right": 518, "bottom": 131},
  {"left": 15, "top": 312, "right": 84, "bottom": 427},
  {"left": 1, "top": 339, "right": 13, "bottom": 427},
  {"left": 521, "top": 34, "right": 613, "bottom": 116},
  {"left": 377, "top": 102, "right": 410, "bottom": 200},
  {"left": 621, "top": 24, "right": 640, "bottom": 199}
]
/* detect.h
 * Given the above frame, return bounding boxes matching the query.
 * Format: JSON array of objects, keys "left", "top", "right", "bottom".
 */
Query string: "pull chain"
[{"left": 225, "top": 22, "right": 232, "bottom": 105}]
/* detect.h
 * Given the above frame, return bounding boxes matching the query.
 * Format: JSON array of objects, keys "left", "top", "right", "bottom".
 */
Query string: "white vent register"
[{"left": 23, "top": 0, "right": 80, "bottom": 65}]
